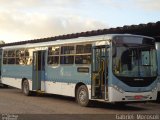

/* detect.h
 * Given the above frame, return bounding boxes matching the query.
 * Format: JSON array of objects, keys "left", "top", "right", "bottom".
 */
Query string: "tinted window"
[
  {"left": 60, "top": 56, "right": 74, "bottom": 64},
  {"left": 76, "top": 44, "right": 91, "bottom": 54},
  {"left": 48, "top": 46, "right": 60, "bottom": 66},
  {"left": 75, "top": 55, "right": 91, "bottom": 64},
  {"left": 48, "top": 46, "right": 60, "bottom": 55},
  {"left": 48, "top": 56, "right": 59, "bottom": 65},
  {"left": 61, "top": 46, "right": 74, "bottom": 54}
]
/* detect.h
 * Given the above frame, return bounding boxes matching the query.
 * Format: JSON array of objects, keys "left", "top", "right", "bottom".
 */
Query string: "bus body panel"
[
  {"left": 108, "top": 86, "right": 157, "bottom": 102},
  {"left": 46, "top": 65, "right": 91, "bottom": 85},
  {"left": 110, "top": 75, "right": 158, "bottom": 92},
  {"left": 2, "top": 65, "right": 32, "bottom": 80},
  {"left": 0, "top": 34, "right": 158, "bottom": 103}
]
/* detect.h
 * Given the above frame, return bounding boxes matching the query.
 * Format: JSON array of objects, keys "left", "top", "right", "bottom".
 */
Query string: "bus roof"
[{"left": 1, "top": 34, "right": 154, "bottom": 50}]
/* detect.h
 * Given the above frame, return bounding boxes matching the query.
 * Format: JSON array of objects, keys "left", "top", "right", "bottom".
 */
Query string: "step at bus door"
[
  {"left": 32, "top": 51, "right": 46, "bottom": 91},
  {"left": 91, "top": 45, "right": 109, "bottom": 100}
]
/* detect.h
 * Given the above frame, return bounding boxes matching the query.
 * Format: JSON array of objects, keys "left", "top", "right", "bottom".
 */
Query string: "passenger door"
[
  {"left": 32, "top": 50, "right": 46, "bottom": 91},
  {"left": 91, "top": 45, "right": 109, "bottom": 100}
]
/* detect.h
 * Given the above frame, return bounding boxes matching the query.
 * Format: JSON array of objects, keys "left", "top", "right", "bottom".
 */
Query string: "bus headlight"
[
  {"left": 151, "top": 87, "right": 157, "bottom": 92},
  {"left": 112, "top": 85, "right": 124, "bottom": 93}
]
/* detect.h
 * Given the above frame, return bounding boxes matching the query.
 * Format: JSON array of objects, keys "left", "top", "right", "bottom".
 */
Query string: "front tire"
[
  {"left": 76, "top": 85, "right": 90, "bottom": 107},
  {"left": 156, "top": 92, "right": 160, "bottom": 103},
  {"left": 22, "top": 80, "right": 31, "bottom": 96}
]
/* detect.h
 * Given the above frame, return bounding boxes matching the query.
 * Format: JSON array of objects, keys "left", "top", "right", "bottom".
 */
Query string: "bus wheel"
[
  {"left": 76, "top": 85, "right": 89, "bottom": 107},
  {"left": 156, "top": 92, "right": 160, "bottom": 103},
  {"left": 2, "top": 84, "right": 8, "bottom": 88},
  {"left": 22, "top": 80, "right": 30, "bottom": 96}
]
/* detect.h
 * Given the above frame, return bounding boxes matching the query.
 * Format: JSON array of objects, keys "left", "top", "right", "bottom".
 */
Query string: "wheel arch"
[{"left": 75, "top": 82, "right": 88, "bottom": 97}]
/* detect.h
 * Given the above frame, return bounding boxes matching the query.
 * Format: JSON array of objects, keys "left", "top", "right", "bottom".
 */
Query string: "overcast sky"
[{"left": 0, "top": 0, "right": 160, "bottom": 43}]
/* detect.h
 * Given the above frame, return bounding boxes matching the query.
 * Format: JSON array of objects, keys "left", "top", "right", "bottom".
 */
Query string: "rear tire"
[
  {"left": 76, "top": 85, "right": 90, "bottom": 107},
  {"left": 3, "top": 84, "right": 9, "bottom": 88},
  {"left": 1, "top": 84, "right": 9, "bottom": 88},
  {"left": 22, "top": 80, "right": 31, "bottom": 96}
]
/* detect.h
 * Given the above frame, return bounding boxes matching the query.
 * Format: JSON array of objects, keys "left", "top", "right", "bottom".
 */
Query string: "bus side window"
[
  {"left": 3, "top": 58, "right": 7, "bottom": 64},
  {"left": 48, "top": 56, "right": 59, "bottom": 65},
  {"left": 7, "top": 50, "right": 16, "bottom": 64},
  {"left": 48, "top": 46, "right": 60, "bottom": 66},
  {"left": 3, "top": 51, "right": 8, "bottom": 64},
  {"left": 16, "top": 49, "right": 25, "bottom": 65},
  {"left": 75, "top": 44, "right": 91, "bottom": 65},
  {"left": 76, "top": 44, "right": 91, "bottom": 54},
  {"left": 60, "top": 56, "right": 74, "bottom": 64},
  {"left": 8, "top": 58, "right": 16, "bottom": 64},
  {"left": 61, "top": 46, "right": 74, "bottom": 54},
  {"left": 75, "top": 55, "right": 91, "bottom": 64},
  {"left": 8, "top": 50, "right": 15, "bottom": 57},
  {"left": 3, "top": 51, "right": 8, "bottom": 57},
  {"left": 25, "top": 48, "right": 33, "bottom": 65},
  {"left": 60, "top": 45, "right": 74, "bottom": 65}
]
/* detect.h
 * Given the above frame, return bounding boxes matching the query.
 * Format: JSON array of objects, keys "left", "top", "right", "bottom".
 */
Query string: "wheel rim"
[{"left": 79, "top": 89, "right": 87, "bottom": 103}]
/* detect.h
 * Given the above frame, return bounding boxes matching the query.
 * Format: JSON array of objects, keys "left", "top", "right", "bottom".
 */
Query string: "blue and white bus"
[{"left": 0, "top": 34, "right": 158, "bottom": 106}]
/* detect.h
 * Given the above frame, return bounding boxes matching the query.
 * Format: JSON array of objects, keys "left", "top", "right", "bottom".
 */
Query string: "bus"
[{"left": 0, "top": 34, "right": 158, "bottom": 106}]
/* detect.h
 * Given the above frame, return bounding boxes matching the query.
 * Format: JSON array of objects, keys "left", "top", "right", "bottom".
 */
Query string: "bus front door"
[
  {"left": 91, "top": 46, "right": 108, "bottom": 100},
  {"left": 32, "top": 51, "right": 46, "bottom": 91}
]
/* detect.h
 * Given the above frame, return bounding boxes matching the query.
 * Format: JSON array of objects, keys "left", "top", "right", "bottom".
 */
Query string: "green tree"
[{"left": 0, "top": 41, "right": 5, "bottom": 44}]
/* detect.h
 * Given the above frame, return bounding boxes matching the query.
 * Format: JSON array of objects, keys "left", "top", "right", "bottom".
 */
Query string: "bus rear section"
[{"left": 0, "top": 49, "right": 8, "bottom": 88}]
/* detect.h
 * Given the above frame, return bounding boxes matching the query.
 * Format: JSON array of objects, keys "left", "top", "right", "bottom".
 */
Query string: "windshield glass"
[{"left": 113, "top": 43, "right": 157, "bottom": 78}]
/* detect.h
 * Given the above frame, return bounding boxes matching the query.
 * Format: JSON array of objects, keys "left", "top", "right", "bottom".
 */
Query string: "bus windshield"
[{"left": 113, "top": 38, "right": 157, "bottom": 78}]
